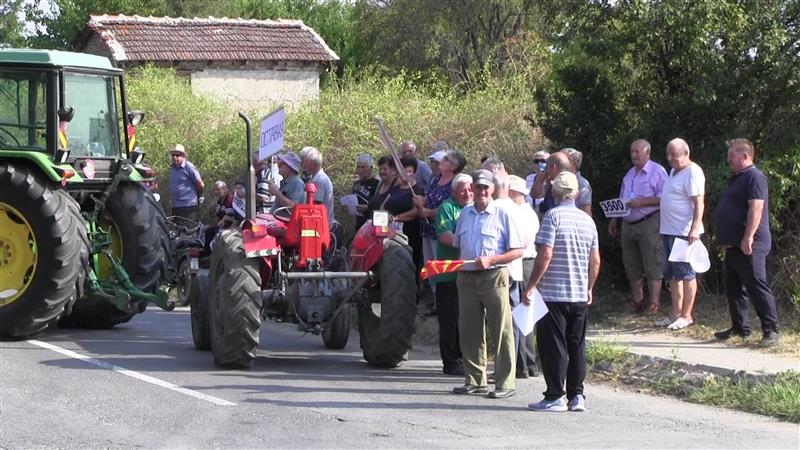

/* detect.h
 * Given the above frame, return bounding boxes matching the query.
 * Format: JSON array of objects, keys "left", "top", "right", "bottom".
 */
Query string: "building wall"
[{"left": 190, "top": 66, "right": 320, "bottom": 111}]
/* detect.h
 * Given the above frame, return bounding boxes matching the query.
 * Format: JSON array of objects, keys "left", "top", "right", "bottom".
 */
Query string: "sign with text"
[
  {"left": 258, "top": 107, "right": 285, "bottom": 161},
  {"left": 599, "top": 198, "right": 631, "bottom": 218}
]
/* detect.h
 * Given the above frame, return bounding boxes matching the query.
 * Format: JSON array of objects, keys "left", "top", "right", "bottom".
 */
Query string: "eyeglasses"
[{"left": 533, "top": 159, "right": 546, "bottom": 164}]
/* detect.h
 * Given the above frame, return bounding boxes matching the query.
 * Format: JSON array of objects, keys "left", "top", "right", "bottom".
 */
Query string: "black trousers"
[
  {"left": 172, "top": 205, "right": 198, "bottom": 221},
  {"left": 724, "top": 247, "right": 779, "bottom": 334},
  {"left": 537, "top": 302, "right": 588, "bottom": 401},
  {"left": 435, "top": 280, "right": 461, "bottom": 367}
]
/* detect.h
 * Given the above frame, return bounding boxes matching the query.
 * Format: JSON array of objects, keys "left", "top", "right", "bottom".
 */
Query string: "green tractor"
[{"left": 0, "top": 49, "right": 172, "bottom": 338}]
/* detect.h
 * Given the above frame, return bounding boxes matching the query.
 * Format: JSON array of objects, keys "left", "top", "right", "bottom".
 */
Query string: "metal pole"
[
  {"left": 238, "top": 112, "right": 256, "bottom": 220},
  {"left": 282, "top": 271, "right": 373, "bottom": 280}
]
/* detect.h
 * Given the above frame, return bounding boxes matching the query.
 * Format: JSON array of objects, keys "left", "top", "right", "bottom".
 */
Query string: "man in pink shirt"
[{"left": 609, "top": 139, "right": 668, "bottom": 314}]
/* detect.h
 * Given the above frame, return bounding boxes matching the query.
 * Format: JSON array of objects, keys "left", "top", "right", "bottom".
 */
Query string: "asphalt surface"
[{"left": 1, "top": 307, "right": 798, "bottom": 449}]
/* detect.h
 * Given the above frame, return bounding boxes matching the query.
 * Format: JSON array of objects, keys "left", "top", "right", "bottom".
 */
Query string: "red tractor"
[{"left": 189, "top": 113, "right": 416, "bottom": 369}]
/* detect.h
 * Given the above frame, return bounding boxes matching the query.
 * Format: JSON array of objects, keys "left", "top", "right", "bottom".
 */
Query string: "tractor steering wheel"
[{"left": 272, "top": 206, "right": 293, "bottom": 223}]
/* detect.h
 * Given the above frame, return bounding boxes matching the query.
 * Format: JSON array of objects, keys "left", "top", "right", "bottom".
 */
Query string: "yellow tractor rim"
[
  {"left": 97, "top": 217, "right": 123, "bottom": 279},
  {"left": 0, "top": 202, "right": 37, "bottom": 307}
]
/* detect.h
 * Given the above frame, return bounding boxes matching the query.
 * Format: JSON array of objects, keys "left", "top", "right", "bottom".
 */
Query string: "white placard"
[
  {"left": 513, "top": 288, "right": 549, "bottom": 336},
  {"left": 232, "top": 192, "right": 246, "bottom": 218},
  {"left": 599, "top": 198, "right": 631, "bottom": 218},
  {"left": 258, "top": 107, "right": 285, "bottom": 161}
]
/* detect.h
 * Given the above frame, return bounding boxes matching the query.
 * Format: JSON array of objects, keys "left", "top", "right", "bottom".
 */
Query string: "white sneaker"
[
  {"left": 654, "top": 316, "right": 672, "bottom": 327},
  {"left": 568, "top": 394, "right": 586, "bottom": 412}
]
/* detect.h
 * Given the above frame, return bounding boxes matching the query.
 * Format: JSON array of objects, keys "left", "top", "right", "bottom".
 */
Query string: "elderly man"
[
  {"left": 532, "top": 152, "right": 570, "bottom": 215},
  {"left": 714, "top": 139, "right": 779, "bottom": 347},
  {"left": 452, "top": 169, "right": 523, "bottom": 399},
  {"left": 169, "top": 143, "right": 204, "bottom": 220},
  {"left": 525, "top": 171, "right": 600, "bottom": 412},
  {"left": 609, "top": 139, "right": 668, "bottom": 314},
  {"left": 299, "top": 146, "right": 336, "bottom": 227},
  {"left": 656, "top": 138, "right": 705, "bottom": 330},
  {"left": 266, "top": 152, "right": 305, "bottom": 214},
  {"left": 400, "top": 140, "right": 433, "bottom": 193},
  {"left": 434, "top": 173, "right": 474, "bottom": 376},
  {"left": 509, "top": 175, "right": 541, "bottom": 378},
  {"left": 533, "top": 149, "right": 591, "bottom": 217},
  {"left": 526, "top": 150, "right": 550, "bottom": 210},
  {"left": 352, "top": 154, "right": 380, "bottom": 230}
]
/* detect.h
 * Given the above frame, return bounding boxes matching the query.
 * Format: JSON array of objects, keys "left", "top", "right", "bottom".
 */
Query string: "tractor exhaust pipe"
[{"left": 238, "top": 112, "right": 257, "bottom": 221}]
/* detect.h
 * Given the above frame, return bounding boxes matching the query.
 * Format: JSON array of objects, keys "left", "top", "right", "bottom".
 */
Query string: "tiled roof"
[{"left": 84, "top": 15, "right": 339, "bottom": 63}]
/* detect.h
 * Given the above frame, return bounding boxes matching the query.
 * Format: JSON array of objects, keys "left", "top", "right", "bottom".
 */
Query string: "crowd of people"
[{"left": 162, "top": 135, "right": 781, "bottom": 411}]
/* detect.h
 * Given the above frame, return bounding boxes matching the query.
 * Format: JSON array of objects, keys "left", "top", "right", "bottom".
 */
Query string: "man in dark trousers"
[{"left": 714, "top": 138, "right": 780, "bottom": 347}]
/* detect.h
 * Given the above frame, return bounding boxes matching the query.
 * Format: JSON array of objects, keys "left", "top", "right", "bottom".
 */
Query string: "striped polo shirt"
[{"left": 535, "top": 200, "right": 598, "bottom": 303}]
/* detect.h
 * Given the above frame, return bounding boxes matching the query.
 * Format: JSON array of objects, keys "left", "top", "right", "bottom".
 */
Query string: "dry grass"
[{"left": 590, "top": 287, "right": 800, "bottom": 357}]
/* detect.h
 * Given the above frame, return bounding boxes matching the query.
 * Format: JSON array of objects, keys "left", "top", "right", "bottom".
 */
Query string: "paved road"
[{"left": 1, "top": 307, "right": 797, "bottom": 449}]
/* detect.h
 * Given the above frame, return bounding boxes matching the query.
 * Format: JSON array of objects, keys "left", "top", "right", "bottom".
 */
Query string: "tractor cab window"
[
  {"left": 0, "top": 71, "right": 47, "bottom": 150},
  {"left": 63, "top": 73, "right": 120, "bottom": 158}
]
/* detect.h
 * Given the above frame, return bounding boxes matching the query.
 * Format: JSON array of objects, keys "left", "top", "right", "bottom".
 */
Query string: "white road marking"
[{"left": 28, "top": 339, "right": 236, "bottom": 407}]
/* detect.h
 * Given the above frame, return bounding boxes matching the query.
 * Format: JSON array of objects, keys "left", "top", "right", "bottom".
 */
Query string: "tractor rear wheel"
[
  {"left": 0, "top": 162, "right": 89, "bottom": 338},
  {"left": 322, "top": 288, "right": 351, "bottom": 350},
  {"left": 60, "top": 182, "right": 169, "bottom": 329},
  {"left": 190, "top": 271, "right": 211, "bottom": 351},
  {"left": 357, "top": 234, "right": 416, "bottom": 367},
  {"left": 209, "top": 229, "right": 262, "bottom": 369}
]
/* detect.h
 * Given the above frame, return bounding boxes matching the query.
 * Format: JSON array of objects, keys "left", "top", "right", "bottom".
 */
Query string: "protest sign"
[{"left": 258, "top": 107, "right": 285, "bottom": 161}]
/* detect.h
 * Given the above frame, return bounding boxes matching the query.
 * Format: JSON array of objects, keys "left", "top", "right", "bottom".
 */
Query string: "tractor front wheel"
[
  {"left": 190, "top": 270, "right": 211, "bottom": 351},
  {"left": 209, "top": 229, "right": 262, "bottom": 369}
]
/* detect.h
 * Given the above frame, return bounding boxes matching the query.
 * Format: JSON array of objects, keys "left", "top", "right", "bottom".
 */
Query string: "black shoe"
[
  {"left": 714, "top": 327, "right": 751, "bottom": 341},
  {"left": 488, "top": 388, "right": 516, "bottom": 399},
  {"left": 443, "top": 364, "right": 464, "bottom": 376},
  {"left": 452, "top": 384, "right": 489, "bottom": 395},
  {"left": 760, "top": 331, "right": 780, "bottom": 347},
  {"left": 515, "top": 370, "right": 530, "bottom": 379},
  {"left": 528, "top": 366, "right": 540, "bottom": 377}
]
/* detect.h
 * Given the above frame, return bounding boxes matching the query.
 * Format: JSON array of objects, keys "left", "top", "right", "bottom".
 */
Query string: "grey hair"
[
  {"left": 451, "top": 173, "right": 473, "bottom": 190},
  {"left": 355, "top": 153, "right": 374, "bottom": 168},
  {"left": 432, "top": 140, "right": 449, "bottom": 152},
  {"left": 400, "top": 140, "right": 417, "bottom": 152},
  {"left": 480, "top": 157, "right": 505, "bottom": 173},
  {"left": 668, "top": 138, "right": 690, "bottom": 156},
  {"left": 561, "top": 147, "right": 583, "bottom": 170},
  {"left": 213, "top": 180, "right": 228, "bottom": 190},
  {"left": 300, "top": 146, "right": 323, "bottom": 164},
  {"left": 493, "top": 170, "right": 510, "bottom": 190},
  {"left": 631, "top": 139, "right": 651, "bottom": 153}
]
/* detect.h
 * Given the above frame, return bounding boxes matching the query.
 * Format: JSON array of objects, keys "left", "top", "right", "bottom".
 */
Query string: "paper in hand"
[{"left": 513, "top": 288, "right": 548, "bottom": 336}]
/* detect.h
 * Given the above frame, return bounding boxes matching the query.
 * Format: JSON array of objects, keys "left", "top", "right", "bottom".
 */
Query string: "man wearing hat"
[
  {"left": 427, "top": 150, "right": 448, "bottom": 179},
  {"left": 267, "top": 151, "right": 305, "bottom": 214},
  {"left": 169, "top": 144, "right": 204, "bottom": 220},
  {"left": 525, "top": 171, "right": 600, "bottom": 413},
  {"left": 452, "top": 169, "right": 524, "bottom": 399}
]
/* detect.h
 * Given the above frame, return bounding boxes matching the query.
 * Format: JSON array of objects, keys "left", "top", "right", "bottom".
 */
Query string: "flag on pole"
[{"left": 420, "top": 259, "right": 474, "bottom": 280}]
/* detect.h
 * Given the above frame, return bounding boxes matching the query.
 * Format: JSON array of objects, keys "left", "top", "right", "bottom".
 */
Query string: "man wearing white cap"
[
  {"left": 267, "top": 151, "right": 305, "bottom": 213},
  {"left": 525, "top": 171, "right": 600, "bottom": 413},
  {"left": 169, "top": 143, "right": 204, "bottom": 220}
]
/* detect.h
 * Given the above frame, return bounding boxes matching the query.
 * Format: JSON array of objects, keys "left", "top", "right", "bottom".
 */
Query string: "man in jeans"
[
  {"left": 524, "top": 171, "right": 600, "bottom": 412},
  {"left": 169, "top": 144, "right": 204, "bottom": 220}
]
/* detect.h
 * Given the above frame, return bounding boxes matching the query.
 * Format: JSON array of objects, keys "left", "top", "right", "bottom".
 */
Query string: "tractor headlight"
[
  {"left": 129, "top": 148, "right": 144, "bottom": 165},
  {"left": 372, "top": 210, "right": 390, "bottom": 227}
]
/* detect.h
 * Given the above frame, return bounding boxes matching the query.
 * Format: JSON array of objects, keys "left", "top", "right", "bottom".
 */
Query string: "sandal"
[
  {"left": 654, "top": 316, "right": 672, "bottom": 327},
  {"left": 667, "top": 317, "right": 693, "bottom": 330},
  {"left": 645, "top": 303, "right": 661, "bottom": 315}
]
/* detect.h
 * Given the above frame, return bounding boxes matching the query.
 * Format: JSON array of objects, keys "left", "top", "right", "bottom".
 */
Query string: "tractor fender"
[{"left": 349, "top": 221, "right": 400, "bottom": 273}]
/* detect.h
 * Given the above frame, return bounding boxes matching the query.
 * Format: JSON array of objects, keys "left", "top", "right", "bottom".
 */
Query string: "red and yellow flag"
[{"left": 420, "top": 259, "right": 472, "bottom": 280}]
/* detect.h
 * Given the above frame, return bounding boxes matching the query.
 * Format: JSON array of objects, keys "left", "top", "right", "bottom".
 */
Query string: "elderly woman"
[
  {"left": 352, "top": 153, "right": 380, "bottom": 231},
  {"left": 416, "top": 151, "right": 467, "bottom": 296}
]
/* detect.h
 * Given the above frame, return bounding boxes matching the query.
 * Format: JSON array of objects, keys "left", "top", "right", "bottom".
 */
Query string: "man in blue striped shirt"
[{"left": 524, "top": 168, "right": 601, "bottom": 412}]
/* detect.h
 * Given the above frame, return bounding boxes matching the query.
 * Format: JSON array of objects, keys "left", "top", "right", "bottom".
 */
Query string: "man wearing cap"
[
  {"left": 400, "top": 140, "right": 433, "bottom": 193},
  {"left": 452, "top": 169, "right": 524, "bottom": 399},
  {"left": 608, "top": 139, "right": 668, "bottom": 314},
  {"left": 169, "top": 144, "right": 204, "bottom": 220},
  {"left": 525, "top": 171, "right": 600, "bottom": 413},
  {"left": 267, "top": 151, "right": 306, "bottom": 214},
  {"left": 714, "top": 138, "right": 780, "bottom": 347},
  {"left": 428, "top": 150, "right": 448, "bottom": 179},
  {"left": 657, "top": 138, "right": 705, "bottom": 331},
  {"left": 509, "top": 174, "right": 541, "bottom": 378}
]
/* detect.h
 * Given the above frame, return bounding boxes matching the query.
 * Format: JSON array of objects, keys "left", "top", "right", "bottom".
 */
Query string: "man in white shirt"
[
  {"left": 657, "top": 138, "right": 705, "bottom": 330},
  {"left": 299, "top": 146, "right": 336, "bottom": 228},
  {"left": 509, "top": 175, "right": 541, "bottom": 378}
]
